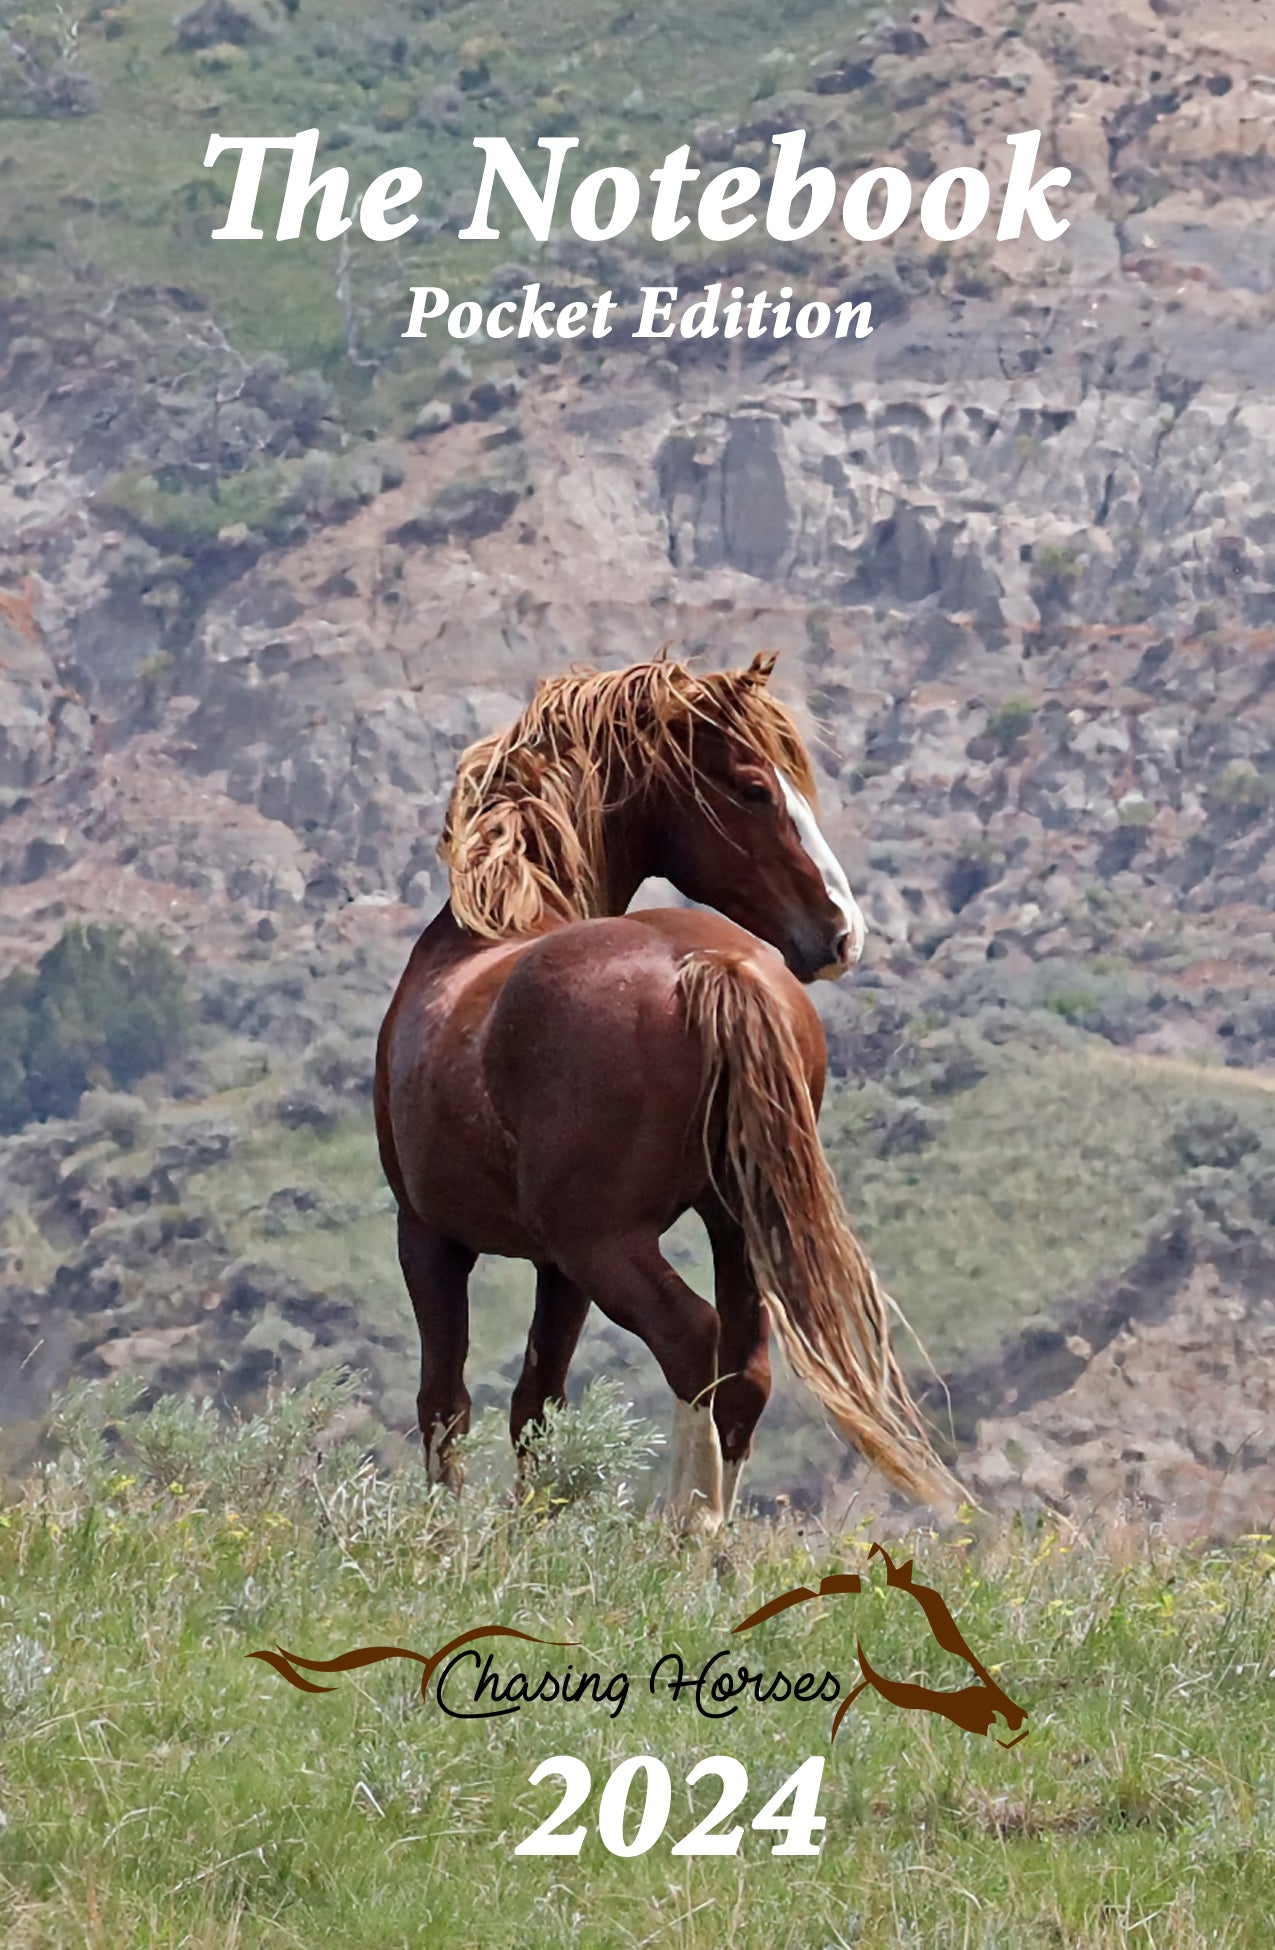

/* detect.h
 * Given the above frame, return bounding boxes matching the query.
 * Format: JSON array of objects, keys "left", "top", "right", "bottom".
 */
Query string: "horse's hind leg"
[
  {"left": 699, "top": 1193, "right": 772, "bottom": 1520},
  {"left": 397, "top": 1208, "right": 476, "bottom": 1490},
  {"left": 552, "top": 1233, "right": 724, "bottom": 1533},
  {"left": 510, "top": 1264, "right": 591, "bottom": 1453}
]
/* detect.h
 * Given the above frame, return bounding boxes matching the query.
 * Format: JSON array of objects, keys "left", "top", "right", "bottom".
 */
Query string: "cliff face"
[
  {"left": 9, "top": 307, "right": 1275, "bottom": 986},
  {"left": 7, "top": 0, "right": 1275, "bottom": 971},
  {"left": 3, "top": 0, "right": 1275, "bottom": 1525}
]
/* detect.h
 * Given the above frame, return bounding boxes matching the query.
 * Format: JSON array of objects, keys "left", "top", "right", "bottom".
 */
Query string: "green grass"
[
  {"left": 825, "top": 1041, "right": 1275, "bottom": 1371},
  {"left": 1, "top": 1378, "right": 1274, "bottom": 1948},
  {"left": 0, "top": 0, "right": 884, "bottom": 413}
]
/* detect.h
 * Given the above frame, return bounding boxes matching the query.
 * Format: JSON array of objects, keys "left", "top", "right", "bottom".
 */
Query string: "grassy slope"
[
  {"left": 6, "top": 1023, "right": 1267, "bottom": 1495},
  {"left": 0, "top": 0, "right": 877, "bottom": 409},
  {"left": 827, "top": 1042, "right": 1275, "bottom": 1371},
  {"left": 1, "top": 1383, "right": 1273, "bottom": 1950},
  {"left": 193, "top": 1036, "right": 1275, "bottom": 1370}
]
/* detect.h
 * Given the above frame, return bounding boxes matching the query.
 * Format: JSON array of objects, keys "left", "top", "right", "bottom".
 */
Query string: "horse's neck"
[
  {"left": 412, "top": 783, "right": 658, "bottom": 967},
  {"left": 408, "top": 903, "right": 473, "bottom": 968},
  {"left": 592, "top": 793, "right": 657, "bottom": 915}
]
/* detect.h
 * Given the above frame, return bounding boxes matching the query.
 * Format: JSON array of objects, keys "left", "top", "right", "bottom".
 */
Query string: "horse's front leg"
[
  {"left": 552, "top": 1232, "right": 724, "bottom": 1534},
  {"left": 510, "top": 1264, "right": 592, "bottom": 1462},
  {"left": 397, "top": 1208, "right": 476, "bottom": 1490}
]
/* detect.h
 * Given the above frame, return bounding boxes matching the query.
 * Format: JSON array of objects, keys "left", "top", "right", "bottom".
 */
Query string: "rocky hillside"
[{"left": 3, "top": 0, "right": 1275, "bottom": 1529}]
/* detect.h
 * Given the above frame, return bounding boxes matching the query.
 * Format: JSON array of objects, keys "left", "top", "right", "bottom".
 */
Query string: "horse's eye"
[{"left": 738, "top": 780, "right": 774, "bottom": 807}]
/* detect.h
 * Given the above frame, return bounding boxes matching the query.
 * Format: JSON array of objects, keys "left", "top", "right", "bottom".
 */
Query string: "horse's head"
[
  {"left": 653, "top": 661, "right": 866, "bottom": 984},
  {"left": 441, "top": 652, "right": 867, "bottom": 980}
]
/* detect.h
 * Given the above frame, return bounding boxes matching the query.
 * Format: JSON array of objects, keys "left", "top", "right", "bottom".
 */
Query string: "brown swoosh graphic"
[{"left": 250, "top": 1625, "right": 574, "bottom": 1702}]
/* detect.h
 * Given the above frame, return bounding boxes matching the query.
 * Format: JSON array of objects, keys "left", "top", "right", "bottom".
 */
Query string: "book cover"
[{"left": 0, "top": 2, "right": 1270, "bottom": 1942}]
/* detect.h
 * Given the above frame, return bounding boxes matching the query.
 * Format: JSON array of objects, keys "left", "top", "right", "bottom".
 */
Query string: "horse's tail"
[{"left": 675, "top": 950, "right": 966, "bottom": 1511}]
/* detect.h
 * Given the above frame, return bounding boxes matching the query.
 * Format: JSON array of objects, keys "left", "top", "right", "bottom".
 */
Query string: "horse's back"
[
  {"left": 485, "top": 907, "right": 816, "bottom": 1092},
  {"left": 481, "top": 909, "right": 823, "bottom": 1249}
]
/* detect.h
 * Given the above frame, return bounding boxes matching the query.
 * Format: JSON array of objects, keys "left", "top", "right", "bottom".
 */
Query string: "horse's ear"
[{"left": 744, "top": 651, "right": 778, "bottom": 684}]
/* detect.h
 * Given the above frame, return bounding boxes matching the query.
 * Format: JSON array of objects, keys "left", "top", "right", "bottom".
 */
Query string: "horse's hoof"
[
  {"left": 671, "top": 1499, "right": 723, "bottom": 1539},
  {"left": 426, "top": 1453, "right": 464, "bottom": 1495}
]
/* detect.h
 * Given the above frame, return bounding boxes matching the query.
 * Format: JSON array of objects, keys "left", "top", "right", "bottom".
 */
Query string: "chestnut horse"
[{"left": 375, "top": 655, "right": 960, "bottom": 1529}]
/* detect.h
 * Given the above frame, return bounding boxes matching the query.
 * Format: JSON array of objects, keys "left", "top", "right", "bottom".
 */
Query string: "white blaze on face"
[{"left": 776, "top": 769, "right": 867, "bottom": 976}]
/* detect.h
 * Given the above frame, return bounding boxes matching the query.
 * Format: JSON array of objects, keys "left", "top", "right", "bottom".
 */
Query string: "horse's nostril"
[
  {"left": 837, "top": 918, "right": 866, "bottom": 966},
  {"left": 812, "top": 928, "right": 861, "bottom": 982}
]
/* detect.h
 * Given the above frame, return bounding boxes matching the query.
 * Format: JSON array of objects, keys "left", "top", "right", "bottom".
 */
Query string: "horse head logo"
[{"left": 732, "top": 1542, "right": 1029, "bottom": 1749}]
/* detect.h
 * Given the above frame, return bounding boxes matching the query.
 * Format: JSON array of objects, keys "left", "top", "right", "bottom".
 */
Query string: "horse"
[{"left": 374, "top": 653, "right": 961, "bottom": 1531}]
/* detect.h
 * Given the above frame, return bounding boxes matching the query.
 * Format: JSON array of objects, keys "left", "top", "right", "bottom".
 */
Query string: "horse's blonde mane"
[{"left": 440, "top": 654, "right": 817, "bottom": 940}]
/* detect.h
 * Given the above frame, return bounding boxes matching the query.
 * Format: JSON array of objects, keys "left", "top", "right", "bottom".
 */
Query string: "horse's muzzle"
[
  {"left": 788, "top": 925, "right": 863, "bottom": 984},
  {"left": 810, "top": 898, "right": 867, "bottom": 981}
]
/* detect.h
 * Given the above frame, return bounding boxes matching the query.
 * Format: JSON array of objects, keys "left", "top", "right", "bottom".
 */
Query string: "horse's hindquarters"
[
  {"left": 481, "top": 919, "right": 703, "bottom": 1254},
  {"left": 378, "top": 932, "right": 542, "bottom": 1258},
  {"left": 481, "top": 911, "right": 821, "bottom": 1262},
  {"left": 379, "top": 908, "right": 822, "bottom": 1265}
]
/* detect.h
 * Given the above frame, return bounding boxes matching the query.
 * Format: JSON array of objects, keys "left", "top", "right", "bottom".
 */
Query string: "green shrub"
[
  {"left": 0, "top": 7, "right": 99, "bottom": 118},
  {"left": 466, "top": 1378, "right": 664, "bottom": 1514},
  {"left": 1032, "top": 543, "right": 1082, "bottom": 583},
  {"left": 1170, "top": 1104, "right": 1262, "bottom": 1173},
  {"left": 93, "top": 460, "right": 309, "bottom": 551},
  {"left": 1212, "top": 765, "right": 1275, "bottom": 810},
  {"left": 986, "top": 697, "right": 1036, "bottom": 752},
  {"left": 95, "top": 444, "right": 398, "bottom": 555},
  {"left": 1029, "top": 544, "right": 1083, "bottom": 617},
  {"left": 48, "top": 1368, "right": 362, "bottom": 1513},
  {"left": 1040, "top": 988, "right": 1099, "bottom": 1024},
  {"left": 0, "top": 922, "right": 192, "bottom": 1130}
]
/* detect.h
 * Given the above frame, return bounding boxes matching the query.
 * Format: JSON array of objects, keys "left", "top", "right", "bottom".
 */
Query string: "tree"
[{"left": 0, "top": 924, "right": 192, "bottom": 1130}]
